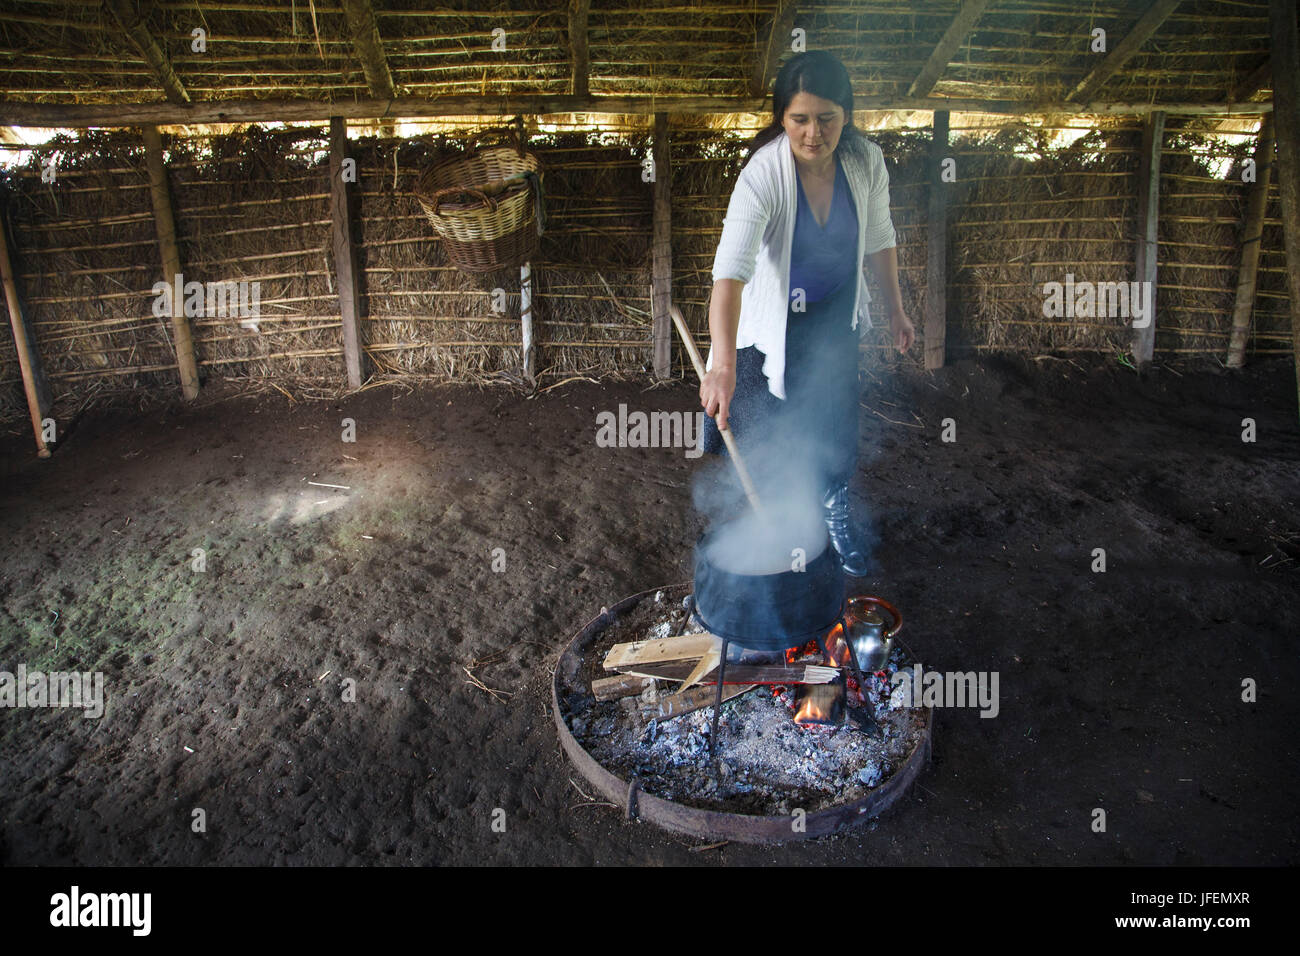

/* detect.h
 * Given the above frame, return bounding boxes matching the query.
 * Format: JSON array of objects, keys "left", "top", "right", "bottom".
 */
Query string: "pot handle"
[{"left": 850, "top": 595, "right": 903, "bottom": 639}]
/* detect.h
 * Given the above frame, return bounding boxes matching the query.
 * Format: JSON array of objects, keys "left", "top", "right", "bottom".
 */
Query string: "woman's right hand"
[{"left": 700, "top": 363, "right": 736, "bottom": 431}]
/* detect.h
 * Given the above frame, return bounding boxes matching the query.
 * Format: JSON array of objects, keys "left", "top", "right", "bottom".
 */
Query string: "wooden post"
[
  {"left": 0, "top": 211, "right": 52, "bottom": 457},
  {"left": 1227, "top": 114, "right": 1274, "bottom": 368},
  {"left": 652, "top": 111, "right": 672, "bottom": 380},
  {"left": 1269, "top": 0, "right": 1300, "bottom": 416},
  {"left": 520, "top": 259, "right": 535, "bottom": 384},
  {"left": 568, "top": 0, "right": 589, "bottom": 98},
  {"left": 142, "top": 125, "right": 200, "bottom": 400},
  {"left": 925, "top": 110, "right": 949, "bottom": 370},
  {"left": 1132, "top": 110, "right": 1166, "bottom": 366},
  {"left": 329, "top": 116, "right": 365, "bottom": 389}
]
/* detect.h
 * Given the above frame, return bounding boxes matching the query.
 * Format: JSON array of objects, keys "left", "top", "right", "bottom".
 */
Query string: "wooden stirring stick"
[{"left": 669, "top": 305, "right": 764, "bottom": 514}]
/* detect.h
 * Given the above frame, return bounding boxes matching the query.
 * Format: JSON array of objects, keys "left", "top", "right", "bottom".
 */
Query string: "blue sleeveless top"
[{"left": 789, "top": 151, "right": 859, "bottom": 304}]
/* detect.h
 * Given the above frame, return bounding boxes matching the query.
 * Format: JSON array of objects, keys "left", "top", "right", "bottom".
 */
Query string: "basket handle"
[
  {"left": 427, "top": 186, "right": 497, "bottom": 216},
  {"left": 466, "top": 117, "right": 526, "bottom": 156}
]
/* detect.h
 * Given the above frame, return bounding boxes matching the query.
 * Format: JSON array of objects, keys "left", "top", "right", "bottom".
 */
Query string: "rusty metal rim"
[{"left": 552, "top": 583, "right": 933, "bottom": 845}]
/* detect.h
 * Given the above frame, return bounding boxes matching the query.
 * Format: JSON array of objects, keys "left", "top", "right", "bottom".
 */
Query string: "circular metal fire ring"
[{"left": 552, "top": 583, "right": 934, "bottom": 845}]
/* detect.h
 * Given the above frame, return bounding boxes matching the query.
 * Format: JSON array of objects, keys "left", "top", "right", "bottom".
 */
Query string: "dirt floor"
[{"left": 1, "top": 352, "right": 1297, "bottom": 866}]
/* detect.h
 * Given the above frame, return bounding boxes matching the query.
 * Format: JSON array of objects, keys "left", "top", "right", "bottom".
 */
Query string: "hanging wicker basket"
[{"left": 415, "top": 119, "right": 545, "bottom": 274}]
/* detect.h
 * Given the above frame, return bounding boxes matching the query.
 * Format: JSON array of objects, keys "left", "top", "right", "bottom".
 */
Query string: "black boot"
[{"left": 823, "top": 482, "right": 870, "bottom": 576}]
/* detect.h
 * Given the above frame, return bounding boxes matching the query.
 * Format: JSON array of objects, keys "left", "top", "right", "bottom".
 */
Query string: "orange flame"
[
  {"left": 784, "top": 625, "right": 852, "bottom": 667},
  {"left": 789, "top": 622, "right": 859, "bottom": 723},
  {"left": 793, "top": 684, "right": 843, "bottom": 725}
]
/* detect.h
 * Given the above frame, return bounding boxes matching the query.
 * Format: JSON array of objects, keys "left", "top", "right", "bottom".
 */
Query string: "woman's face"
[{"left": 781, "top": 91, "right": 845, "bottom": 165}]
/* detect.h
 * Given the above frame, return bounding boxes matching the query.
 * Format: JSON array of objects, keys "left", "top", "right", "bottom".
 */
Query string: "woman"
[{"left": 699, "top": 50, "right": 914, "bottom": 576}]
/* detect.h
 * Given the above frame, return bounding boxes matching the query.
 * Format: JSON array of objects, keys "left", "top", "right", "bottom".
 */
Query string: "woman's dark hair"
[{"left": 740, "top": 50, "right": 863, "bottom": 170}]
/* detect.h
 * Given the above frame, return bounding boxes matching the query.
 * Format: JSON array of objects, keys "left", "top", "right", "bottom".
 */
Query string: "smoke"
[
  {"left": 686, "top": 281, "right": 896, "bottom": 661},
  {"left": 689, "top": 407, "right": 850, "bottom": 660},
  {"left": 690, "top": 308, "right": 883, "bottom": 580},
  {"left": 693, "top": 429, "right": 828, "bottom": 575}
]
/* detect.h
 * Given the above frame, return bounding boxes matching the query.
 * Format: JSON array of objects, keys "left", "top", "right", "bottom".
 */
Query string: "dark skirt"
[{"left": 700, "top": 279, "right": 860, "bottom": 492}]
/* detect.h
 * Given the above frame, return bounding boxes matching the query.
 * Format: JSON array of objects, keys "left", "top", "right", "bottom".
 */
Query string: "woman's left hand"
[{"left": 890, "top": 309, "right": 916, "bottom": 353}]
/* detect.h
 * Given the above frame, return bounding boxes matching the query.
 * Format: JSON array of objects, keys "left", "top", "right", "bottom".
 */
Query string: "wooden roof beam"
[
  {"left": 569, "top": 0, "right": 589, "bottom": 98},
  {"left": 750, "top": 0, "right": 797, "bottom": 99},
  {"left": 907, "top": 0, "right": 993, "bottom": 99},
  {"left": 105, "top": 0, "right": 190, "bottom": 105},
  {"left": 340, "top": 0, "right": 395, "bottom": 101},
  {"left": 1230, "top": 57, "right": 1271, "bottom": 103},
  {"left": 0, "top": 95, "right": 1273, "bottom": 129},
  {"left": 1066, "top": 0, "right": 1182, "bottom": 103},
  {"left": 1205, "top": 56, "right": 1270, "bottom": 133}
]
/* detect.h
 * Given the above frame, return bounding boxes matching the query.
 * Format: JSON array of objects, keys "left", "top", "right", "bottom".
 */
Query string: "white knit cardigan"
[{"left": 707, "top": 130, "right": 897, "bottom": 399}]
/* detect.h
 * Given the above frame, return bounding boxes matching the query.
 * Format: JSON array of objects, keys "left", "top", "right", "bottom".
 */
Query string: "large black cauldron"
[{"left": 691, "top": 529, "right": 846, "bottom": 653}]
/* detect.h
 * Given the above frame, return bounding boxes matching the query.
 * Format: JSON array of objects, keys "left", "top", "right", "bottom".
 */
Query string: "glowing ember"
[{"left": 784, "top": 627, "right": 853, "bottom": 666}]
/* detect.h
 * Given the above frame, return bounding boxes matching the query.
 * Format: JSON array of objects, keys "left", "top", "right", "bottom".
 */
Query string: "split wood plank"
[
  {"left": 675, "top": 645, "right": 721, "bottom": 692},
  {"left": 602, "top": 633, "right": 721, "bottom": 671},
  {"left": 612, "top": 661, "right": 839, "bottom": 686}
]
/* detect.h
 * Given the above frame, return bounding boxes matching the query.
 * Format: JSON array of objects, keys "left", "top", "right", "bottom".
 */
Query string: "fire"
[
  {"left": 785, "top": 640, "right": 816, "bottom": 665},
  {"left": 823, "top": 625, "right": 854, "bottom": 667},
  {"left": 793, "top": 683, "right": 843, "bottom": 725},
  {"left": 784, "top": 625, "right": 853, "bottom": 667},
  {"left": 788, "top": 623, "right": 859, "bottom": 724}
]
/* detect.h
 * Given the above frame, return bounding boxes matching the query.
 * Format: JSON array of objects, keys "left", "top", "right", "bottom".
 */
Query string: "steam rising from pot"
[
  {"left": 693, "top": 410, "right": 835, "bottom": 575},
  {"left": 701, "top": 492, "right": 826, "bottom": 575}
]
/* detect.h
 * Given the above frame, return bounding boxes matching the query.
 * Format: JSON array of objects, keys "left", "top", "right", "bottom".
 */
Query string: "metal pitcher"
[{"left": 844, "top": 596, "right": 903, "bottom": 672}]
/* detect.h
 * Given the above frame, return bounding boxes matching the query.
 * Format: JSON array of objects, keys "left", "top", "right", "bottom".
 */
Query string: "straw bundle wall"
[{"left": 0, "top": 117, "right": 1290, "bottom": 427}]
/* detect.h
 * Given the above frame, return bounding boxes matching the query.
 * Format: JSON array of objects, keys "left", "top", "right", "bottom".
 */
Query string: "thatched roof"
[{"left": 0, "top": 0, "right": 1278, "bottom": 131}]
